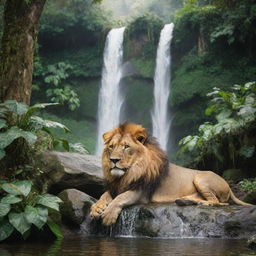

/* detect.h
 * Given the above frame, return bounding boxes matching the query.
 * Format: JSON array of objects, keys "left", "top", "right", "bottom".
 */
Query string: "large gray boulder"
[
  {"left": 36, "top": 152, "right": 104, "bottom": 198},
  {"left": 81, "top": 204, "right": 256, "bottom": 239},
  {"left": 59, "top": 189, "right": 96, "bottom": 227}
]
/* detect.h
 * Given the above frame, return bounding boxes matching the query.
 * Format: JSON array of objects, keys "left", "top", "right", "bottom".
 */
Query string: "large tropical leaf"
[
  {"left": 2, "top": 180, "right": 32, "bottom": 197},
  {"left": 1, "top": 195, "right": 22, "bottom": 204},
  {"left": 0, "top": 219, "right": 14, "bottom": 241},
  {"left": 2, "top": 100, "right": 28, "bottom": 115},
  {"left": 8, "top": 211, "right": 31, "bottom": 235},
  {"left": 21, "top": 103, "right": 59, "bottom": 125},
  {"left": 0, "top": 119, "right": 6, "bottom": 130},
  {"left": 0, "top": 149, "right": 5, "bottom": 160},
  {"left": 0, "top": 203, "right": 11, "bottom": 217},
  {"left": 35, "top": 194, "right": 62, "bottom": 211},
  {"left": 25, "top": 206, "right": 48, "bottom": 229},
  {"left": 0, "top": 126, "right": 37, "bottom": 149},
  {"left": 30, "top": 116, "right": 70, "bottom": 133}
]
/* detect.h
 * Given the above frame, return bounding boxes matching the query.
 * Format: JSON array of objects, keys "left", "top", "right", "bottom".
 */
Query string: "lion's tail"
[{"left": 230, "top": 189, "right": 252, "bottom": 206}]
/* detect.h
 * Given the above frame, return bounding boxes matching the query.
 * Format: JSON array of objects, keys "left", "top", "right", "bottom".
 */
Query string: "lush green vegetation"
[
  {"left": 170, "top": 0, "right": 256, "bottom": 154},
  {"left": 124, "top": 13, "right": 163, "bottom": 78},
  {"left": 0, "top": 180, "right": 62, "bottom": 241},
  {"left": 239, "top": 179, "right": 256, "bottom": 194},
  {"left": 0, "top": 100, "right": 87, "bottom": 241},
  {"left": 178, "top": 82, "right": 256, "bottom": 175}
]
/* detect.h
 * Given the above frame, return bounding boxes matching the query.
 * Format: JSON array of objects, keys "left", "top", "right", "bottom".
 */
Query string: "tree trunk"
[
  {"left": 0, "top": 0, "right": 46, "bottom": 104},
  {"left": 198, "top": 34, "right": 206, "bottom": 55}
]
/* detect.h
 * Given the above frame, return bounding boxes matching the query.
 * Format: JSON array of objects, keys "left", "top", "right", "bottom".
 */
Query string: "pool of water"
[{"left": 0, "top": 236, "right": 255, "bottom": 256}]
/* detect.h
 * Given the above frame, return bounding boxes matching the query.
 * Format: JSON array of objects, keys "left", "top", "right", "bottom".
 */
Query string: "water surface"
[{"left": 0, "top": 237, "right": 255, "bottom": 256}]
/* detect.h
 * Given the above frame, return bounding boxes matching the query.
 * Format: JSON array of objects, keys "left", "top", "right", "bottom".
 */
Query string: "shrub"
[
  {"left": 0, "top": 180, "right": 62, "bottom": 241},
  {"left": 178, "top": 82, "right": 256, "bottom": 172}
]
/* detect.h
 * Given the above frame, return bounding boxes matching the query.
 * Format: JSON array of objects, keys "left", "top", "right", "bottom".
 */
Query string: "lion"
[{"left": 90, "top": 122, "right": 251, "bottom": 226}]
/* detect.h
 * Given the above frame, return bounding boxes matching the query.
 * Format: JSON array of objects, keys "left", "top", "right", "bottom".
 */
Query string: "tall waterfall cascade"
[
  {"left": 151, "top": 23, "right": 174, "bottom": 151},
  {"left": 95, "top": 27, "right": 125, "bottom": 156}
]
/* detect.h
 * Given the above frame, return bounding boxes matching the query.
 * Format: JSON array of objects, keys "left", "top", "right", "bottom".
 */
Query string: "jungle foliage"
[
  {"left": 178, "top": 82, "right": 256, "bottom": 174},
  {"left": 170, "top": 0, "right": 256, "bottom": 154},
  {"left": 0, "top": 180, "right": 62, "bottom": 241},
  {"left": 124, "top": 13, "right": 163, "bottom": 78},
  {"left": 0, "top": 100, "right": 89, "bottom": 241}
]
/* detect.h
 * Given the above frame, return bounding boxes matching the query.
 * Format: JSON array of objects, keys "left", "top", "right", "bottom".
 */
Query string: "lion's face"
[
  {"left": 102, "top": 123, "right": 148, "bottom": 180},
  {"left": 104, "top": 133, "right": 144, "bottom": 177}
]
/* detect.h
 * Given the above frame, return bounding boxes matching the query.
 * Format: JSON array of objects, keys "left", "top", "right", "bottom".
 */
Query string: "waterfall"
[
  {"left": 95, "top": 27, "right": 125, "bottom": 156},
  {"left": 151, "top": 23, "right": 174, "bottom": 151}
]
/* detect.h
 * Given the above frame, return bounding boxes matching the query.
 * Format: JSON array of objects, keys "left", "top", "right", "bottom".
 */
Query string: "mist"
[{"left": 101, "top": 0, "right": 183, "bottom": 21}]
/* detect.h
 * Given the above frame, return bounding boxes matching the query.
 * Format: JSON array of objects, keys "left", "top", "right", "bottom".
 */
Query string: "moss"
[
  {"left": 124, "top": 77, "right": 154, "bottom": 129},
  {"left": 130, "top": 58, "right": 155, "bottom": 79}
]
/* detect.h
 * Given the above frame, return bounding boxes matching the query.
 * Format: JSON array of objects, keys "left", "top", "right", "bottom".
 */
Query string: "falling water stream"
[
  {"left": 95, "top": 27, "right": 125, "bottom": 155},
  {"left": 151, "top": 23, "right": 174, "bottom": 151}
]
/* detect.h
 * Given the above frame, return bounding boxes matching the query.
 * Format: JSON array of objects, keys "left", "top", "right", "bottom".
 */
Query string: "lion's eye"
[
  {"left": 109, "top": 145, "right": 114, "bottom": 149},
  {"left": 124, "top": 145, "right": 130, "bottom": 149}
]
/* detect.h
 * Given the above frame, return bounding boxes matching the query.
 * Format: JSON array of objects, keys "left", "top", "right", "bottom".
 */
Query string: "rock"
[
  {"left": 59, "top": 189, "right": 96, "bottom": 226},
  {"left": 247, "top": 234, "right": 256, "bottom": 249},
  {"left": 81, "top": 204, "right": 256, "bottom": 238},
  {"left": 244, "top": 191, "right": 256, "bottom": 204},
  {"left": 222, "top": 169, "right": 247, "bottom": 182},
  {"left": 36, "top": 151, "right": 104, "bottom": 198},
  {"left": 224, "top": 206, "right": 256, "bottom": 237}
]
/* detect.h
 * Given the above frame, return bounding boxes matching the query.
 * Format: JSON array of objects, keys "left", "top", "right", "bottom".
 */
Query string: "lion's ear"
[
  {"left": 103, "top": 128, "right": 118, "bottom": 144},
  {"left": 103, "top": 131, "right": 113, "bottom": 144},
  {"left": 135, "top": 129, "right": 148, "bottom": 144}
]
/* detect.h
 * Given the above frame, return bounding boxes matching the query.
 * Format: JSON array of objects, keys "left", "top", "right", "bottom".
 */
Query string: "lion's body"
[
  {"left": 90, "top": 123, "right": 251, "bottom": 226},
  {"left": 151, "top": 164, "right": 231, "bottom": 204}
]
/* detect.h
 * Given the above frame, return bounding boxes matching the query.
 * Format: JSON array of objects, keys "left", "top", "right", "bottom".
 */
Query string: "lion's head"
[{"left": 102, "top": 122, "right": 169, "bottom": 198}]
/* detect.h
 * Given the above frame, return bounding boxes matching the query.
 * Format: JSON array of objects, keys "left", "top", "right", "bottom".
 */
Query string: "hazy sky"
[{"left": 101, "top": 0, "right": 182, "bottom": 21}]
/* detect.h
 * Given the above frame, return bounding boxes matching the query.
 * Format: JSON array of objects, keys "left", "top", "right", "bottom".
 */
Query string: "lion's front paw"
[
  {"left": 90, "top": 201, "right": 109, "bottom": 218},
  {"left": 101, "top": 206, "right": 122, "bottom": 226}
]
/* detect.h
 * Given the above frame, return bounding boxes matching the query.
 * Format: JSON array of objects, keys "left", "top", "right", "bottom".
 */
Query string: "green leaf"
[
  {"left": 30, "top": 116, "right": 70, "bottom": 133},
  {"left": 2, "top": 180, "right": 32, "bottom": 196},
  {"left": 25, "top": 103, "right": 58, "bottom": 120},
  {"left": 3, "top": 100, "right": 28, "bottom": 115},
  {"left": 0, "top": 149, "right": 5, "bottom": 160},
  {"left": 0, "top": 219, "right": 14, "bottom": 241},
  {"left": 69, "top": 143, "right": 89, "bottom": 154},
  {"left": 0, "top": 119, "right": 6, "bottom": 130},
  {"left": 25, "top": 206, "right": 48, "bottom": 229},
  {"left": 216, "top": 109, "right": 232, "bottom": 122},
  {"left": 47, "top": 221, "right": 63, "bottom": 239},
  {"left": 8, "top": 211, "right": 31, "bottom": 235},
  {"left": 0, "top": 203, "right": 11, "bottom": 217},
  {"left": 1, "top": 195, "right": 22, "bottom": 204},
  {"left": 239, "top": 146, "right": 255, "bottom": 158},
  {"left": 61, "top": 139, "right": 70, "bottom": 151},
  {"left": 0, "top": 127, "right": 37, "bottom": 149},
  {"left": 35, "top": 194, "right": 62, "bottom": 211}
]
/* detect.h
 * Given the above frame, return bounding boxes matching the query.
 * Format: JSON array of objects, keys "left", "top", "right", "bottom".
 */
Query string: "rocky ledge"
[
  {"left": 82, "top": 203, "right": 256, "bottom": 239},
  {"left": 59, "top": 189, "right": 256, "bottom": 239},
  {"left": 36, "top": 152, "right": 256, "bottom": 239}
]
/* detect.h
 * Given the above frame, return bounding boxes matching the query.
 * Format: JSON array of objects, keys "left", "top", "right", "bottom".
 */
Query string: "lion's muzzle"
[{"left": 110, "top": 167, "right": 126, "bottom": 177}]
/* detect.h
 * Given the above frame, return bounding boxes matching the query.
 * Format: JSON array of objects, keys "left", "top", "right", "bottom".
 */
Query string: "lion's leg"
[
  {"left": 101, "top": 190, "right": 144, "bottom": 226},
  {"left": 175, "top": 193, "right": 203, "bottom": 206},
  {"left": 193, "top": 175, "right": 228, "bottom": 206},
  {"left": 90, "top": 191, "right": 113, "bottom": 218}
]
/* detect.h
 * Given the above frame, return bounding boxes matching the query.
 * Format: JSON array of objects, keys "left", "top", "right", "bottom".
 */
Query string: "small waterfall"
[
  {"left": 95, "top": 27, "right": 126, "bottom": 156},
  {"left": 151, "top": 23, "right": 174, "bottom": 151}
]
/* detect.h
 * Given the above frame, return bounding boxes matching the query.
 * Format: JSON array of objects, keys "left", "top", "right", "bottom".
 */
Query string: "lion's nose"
[{"left": 110, "top": 158, "right": 120, "bottom": 164}]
